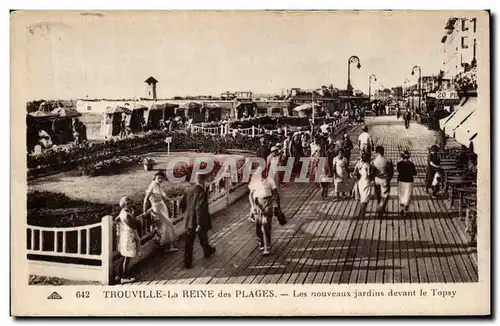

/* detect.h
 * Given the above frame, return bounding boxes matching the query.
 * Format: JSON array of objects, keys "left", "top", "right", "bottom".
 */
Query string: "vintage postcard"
[{"left": 10, "top": 10, "right": 490, "bottom": 316}]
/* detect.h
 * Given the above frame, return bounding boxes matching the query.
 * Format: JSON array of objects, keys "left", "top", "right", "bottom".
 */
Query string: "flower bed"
[
  {"left": 28, "top": 131, "right": 168, "bottom": 178},
  {"left": 453, "top": 67, "right": 477, "bottom": 94},
  {"left": 27, "top": 131, "right": 262, "bottom": 178},
  {"left": 80, "top": 155, "right": 143, "bottom": 176},
  {"left": 199, "top": 115, "right": 345, "bottom": 129}
]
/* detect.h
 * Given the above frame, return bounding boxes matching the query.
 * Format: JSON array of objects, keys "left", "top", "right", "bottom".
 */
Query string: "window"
[
  {"left": 461, "top": 19, "right": 468, "bottom": 31},
  {"left": 461, "top": 36, "right": 469, "bottom": 49},
  {"left": 87, "top": 106, "right": 91, "bottom": 111}
]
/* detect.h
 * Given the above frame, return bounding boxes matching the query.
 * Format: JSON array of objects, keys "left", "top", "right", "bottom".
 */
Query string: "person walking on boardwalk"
[
  {"left": 371, "top": 145, "right": 394, "bottom": 216},
  {"left": 332, "top": 149, "right": 350, "bottom": 200},
  {"left": 180, "top": 173, "right": 216, "bottom": 269},
  {"left": 404, "top": 109, "right": 412, "bottom": 129},
  {"left": 290, "top": 133, "right": 304, "bottom": 178},
  {"left": 353, "top": 152, "right": 372, "bottom": 218},
  {"left": 397, "top": 150, "right": 417, "bottom": 216},
  {"left": 249, "top": 166, "right": 282, "bottom": 256},
  {"left": 358, "top": 125, "right": 374, "bottom": 158},
  {"left": 340, "top": 133, "right": 354, "bottom": 167},
  {"left": 425, "top": 145, "right": 441, "bottom": 196},
  {"left": 143, "top": 171, "right": 179, "bottom": 254}
]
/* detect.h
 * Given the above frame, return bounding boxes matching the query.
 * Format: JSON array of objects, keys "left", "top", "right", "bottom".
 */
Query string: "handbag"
[{"left": 274, "top": 207, "right": 287, "bottom": 226}]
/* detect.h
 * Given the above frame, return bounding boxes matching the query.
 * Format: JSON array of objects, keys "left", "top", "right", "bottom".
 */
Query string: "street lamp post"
[
  {"left": 347, "top": 55, "right": 361, "bottom": 111},
  {"left": 412, "top": 65, "right": 422, "bottom": 112},
  {"left": 369, "top": 74, "right": 377, "bottom": 102},
  {"left": 403, "top": 78, "right": 409, "bottom": 108}
]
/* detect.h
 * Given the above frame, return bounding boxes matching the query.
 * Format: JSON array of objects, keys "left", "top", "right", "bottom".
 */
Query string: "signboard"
[{"left": 436, "top": 90, "right": 459, "bottom": 100}]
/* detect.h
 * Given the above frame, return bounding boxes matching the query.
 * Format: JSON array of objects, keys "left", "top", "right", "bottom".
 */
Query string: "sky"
[{"left": 12, "top": 11, "right": 456, "bottom": 100}]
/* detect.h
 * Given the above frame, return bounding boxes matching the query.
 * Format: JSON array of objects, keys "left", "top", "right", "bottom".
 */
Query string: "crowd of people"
[
  {"left": 113, "top": 104, "right": 433, "bottom": 283},
  {"left": 246, "top": 121, "right": 436, "bottom": 259}
]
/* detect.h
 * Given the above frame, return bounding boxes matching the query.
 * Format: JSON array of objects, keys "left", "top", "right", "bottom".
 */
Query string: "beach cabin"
[
  {"left": 147, "top": 102, "right": 179, "bottom": 129},
  {"left": 100, "top": 106, "right": 124, "bottom": 138}
]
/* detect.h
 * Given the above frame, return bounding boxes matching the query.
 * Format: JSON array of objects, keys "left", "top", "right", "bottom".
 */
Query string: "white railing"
[
  {"left": 190, "top": 116, "right": 351, "bottom": 139},
  {"left": 27, "top": 217, "right": 113, "bottom": 285},
  {"left": 27, "top": 177, "right": 247, "bottom": 285}
]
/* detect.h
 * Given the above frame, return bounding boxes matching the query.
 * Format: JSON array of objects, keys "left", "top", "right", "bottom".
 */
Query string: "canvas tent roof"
[
  {"left": 293, "top": 103, "right": 320, "bottom": 111},
  {"left": 105, "top": 106, "right": 125, "bottom": 114},
  {"left": 150, "top": 102, "right": 179, "bottom": 111},
  {"left": 28, "top": 110, "right": 56, "bottom": 118},
  {"left": 441, "top": 97, "right": 477, "bottom": 136},
  {"left": 50, "top": 107, "right": 82, "bottom": 118},
  {"left": 454, "top": 109, "right": 479, "bottom": 152},
  {"left": 179, "top": 101, "right": 203, "bottom": 110}
]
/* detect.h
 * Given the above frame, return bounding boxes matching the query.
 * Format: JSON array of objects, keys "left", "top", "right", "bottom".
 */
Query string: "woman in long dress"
[
  {"left": 332, "top": 149, "right": 350, "bottom": 200},
  {"left": 397, "top": 150, "right": 417, "bottom": 216},
  {"left": 308, "top": 135, "right": 322, "bottom": 183},
  {"left": 353, "top": 152, "right": 372, "bottom": 218},
  {"left": 143, "top": 171, "right": 178, "bottom": 253}
]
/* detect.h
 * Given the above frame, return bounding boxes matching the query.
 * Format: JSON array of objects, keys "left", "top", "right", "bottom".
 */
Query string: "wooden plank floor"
[{"left": 129, "top": 116, "right": 478, "bottom": 284}]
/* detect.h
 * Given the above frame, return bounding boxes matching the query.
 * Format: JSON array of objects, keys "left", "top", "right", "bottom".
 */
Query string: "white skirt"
[{"left": 398, "top": 182, "right": 414, "bottom": 206}]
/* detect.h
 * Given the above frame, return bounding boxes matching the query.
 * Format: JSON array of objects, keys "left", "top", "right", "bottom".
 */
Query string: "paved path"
[{"left": 129, "top": 116, "right": 478, "bottom": 284}]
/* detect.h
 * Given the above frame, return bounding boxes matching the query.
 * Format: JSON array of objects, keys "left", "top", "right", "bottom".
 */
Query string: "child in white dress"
[{"left": 116, "top": 196, "right": 141, "bottom": 284}]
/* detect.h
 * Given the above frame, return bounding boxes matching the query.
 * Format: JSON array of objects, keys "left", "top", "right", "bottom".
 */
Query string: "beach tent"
[
  {"left": 203, "top": 103, "right": 223, "bottom": 122},
  {"left": 100, "top": 106, "right": 124, "bottom": 138},
  {"left": 180, "top": 102, "right": 205, "bottom": 123},
  {"left": 117, "top": 103, "right": 148, "bottom": 132},
  {"left": 147, "top": 102, "right": 179, "bottom": 129},
  {"left": 234, "top": 102, "right": 256, "bottom": 119}
]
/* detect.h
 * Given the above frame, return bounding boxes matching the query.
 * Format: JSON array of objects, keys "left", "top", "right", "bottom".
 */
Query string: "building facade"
[{"left": 441, "top": 17, "right": 477, "bottom": 83}]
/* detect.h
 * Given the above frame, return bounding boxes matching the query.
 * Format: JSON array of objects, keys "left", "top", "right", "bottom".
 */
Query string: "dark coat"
[
  {"left": 180, "top": 184, "right": 212, "bottom": 231},
  {"left": 257, "top": 145, "right": 271, "bottom": 160}
]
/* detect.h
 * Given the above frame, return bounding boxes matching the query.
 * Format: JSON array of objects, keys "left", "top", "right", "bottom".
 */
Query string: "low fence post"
[
  {"left": 101, "top": 215, "right": 114, "bottom": 285},
  {"left": 252, "top": 126, "right": 255, "bottom": 138}
]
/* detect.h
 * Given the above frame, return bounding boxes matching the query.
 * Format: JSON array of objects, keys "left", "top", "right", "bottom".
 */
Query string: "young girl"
[
  {"left": 116, "top": 196, "right": 141, "bottom": 284},
  {"left": 143, "top": 171, "right": 178, "bottom": 253}
]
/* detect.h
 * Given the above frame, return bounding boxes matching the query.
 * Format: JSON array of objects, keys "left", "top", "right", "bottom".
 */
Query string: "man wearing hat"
[
  {"left": 371, "top": 145, "right": 394, "bottom": 216},
  {"left": 180, "top": 173, "right": 216, "bottom": 269}
]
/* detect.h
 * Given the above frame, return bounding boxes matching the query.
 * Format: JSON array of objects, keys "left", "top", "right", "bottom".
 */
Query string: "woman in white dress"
[
  {"left": 353, "top": 152, "right": 372, "bottom": 218},
  {"left": 143, "top": 171, "right": 178, "bottom": 253},
  {"left": 332, "top": 149, "right": 350, "bottom": 200}
]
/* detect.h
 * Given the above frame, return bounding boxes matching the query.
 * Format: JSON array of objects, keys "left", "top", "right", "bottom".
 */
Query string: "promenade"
[{"left": 129, "top": 116, "right": 478, "bottom": 284}]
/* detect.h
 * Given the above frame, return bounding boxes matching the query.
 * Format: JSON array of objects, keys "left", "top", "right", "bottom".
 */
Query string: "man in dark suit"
[
  {"left": 257, "top": 137, "right": 270, "bottom": 160},
  {"left": 180, "top": 173, "right": 216, "bottom": 269}
]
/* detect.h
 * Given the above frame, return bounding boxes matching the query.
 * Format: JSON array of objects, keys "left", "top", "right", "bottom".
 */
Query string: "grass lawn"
[{"left": 28, "top": 152, "right": 245, "bottom": 208}]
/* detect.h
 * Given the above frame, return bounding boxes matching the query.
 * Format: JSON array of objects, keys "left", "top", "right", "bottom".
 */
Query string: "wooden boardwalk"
[{"left": 130, "top": 116, "right": 478, "bottom": 284}]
